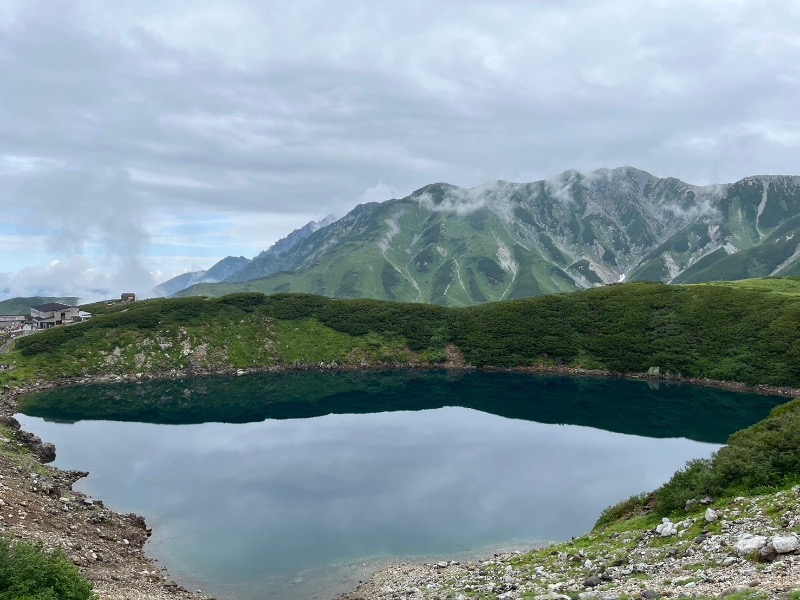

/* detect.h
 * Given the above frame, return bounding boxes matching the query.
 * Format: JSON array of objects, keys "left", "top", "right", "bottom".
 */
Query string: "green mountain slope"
[
  {"left": 640, "top": 176, "right": 800, "bottom": 284},
  {"left": 175, "top": 168, "right": 800, "bottom": 305}
]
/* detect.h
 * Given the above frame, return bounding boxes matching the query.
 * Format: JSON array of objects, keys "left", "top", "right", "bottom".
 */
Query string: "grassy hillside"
[
  {"left": 2, "top": 278, "right": 799, "bottom": 389},
  {"left": 178, "top": 197, "right": 579, "bottom": 305},
  {"left": 0, "top": 297, "right": 79, "bottom": 315}
]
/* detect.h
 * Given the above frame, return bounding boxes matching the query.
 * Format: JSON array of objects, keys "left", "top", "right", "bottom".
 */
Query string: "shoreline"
[
  {"left": 0, "top": 388, "right": 214, "bottom": 600},
  {"left": 2, "top": 364, "right": 799, "bottom": 599},
  {"left": 7, "top": 360, "right": 800, "bottom": 400}
]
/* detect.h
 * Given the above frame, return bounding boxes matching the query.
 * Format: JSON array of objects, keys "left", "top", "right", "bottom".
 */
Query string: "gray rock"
[
  {"left": 685, "top": 498, "right": 698, "bottom": 512},
  {"left": 771, "top": 535, "right": 799, "bottom": 554},
  {"left": 719, "top": 586, "right": 750, "bottom": 597},
  {"left": 705, "top": 508, "right": 719, "bottom": 522},
  {"left": 15, "top": 431, "right": 56, "bottom": 463},
  {"left": 760, "top": 543, "right": 778, "bottom": 562},
  {"left": 722, "top": 556, "right": 738, "bottom": 567},
  {"left": 37, "top": 442, "right": 56, "bottom": 463},
  {"left": 0, "top": 415, "right": 20, "bottom": 430},
  {"left": 583, "top": 575, "right": 602, "bottom": 588},
  {"left": 735, "top": 534, "right": 767, "bottom": 557},
  {"left": 699, "top": 495, "right": 714, "bottom": 505},
  {"left": 656, "top": 518, "right": 677, "bottom": 537},
  {"left": 641, "top": 590, "right": 659, "bottom": 599}
]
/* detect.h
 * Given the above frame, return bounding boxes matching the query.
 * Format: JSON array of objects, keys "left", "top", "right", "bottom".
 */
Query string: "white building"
[{"left": 30, "top": 302, "right": 80, "bottom": 329}]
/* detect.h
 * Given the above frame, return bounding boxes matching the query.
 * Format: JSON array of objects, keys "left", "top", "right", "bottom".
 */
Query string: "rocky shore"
[
  {"left": 341, "top": 490, "right": 800, "bottom": 600},
  {"left": 0, "top": 390, "right": 211, "bottom": 600}
]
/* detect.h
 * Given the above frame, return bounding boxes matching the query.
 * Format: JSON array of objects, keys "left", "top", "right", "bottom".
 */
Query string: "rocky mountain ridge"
[
  {"left": 153, "top": 215, "right": 337, "bottom": 297},
  {"left": 172, "top": 167, "right": 800, "bottom": 305}
]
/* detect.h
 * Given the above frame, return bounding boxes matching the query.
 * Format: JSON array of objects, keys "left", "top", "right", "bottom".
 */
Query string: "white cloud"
[
  {"left": 357, "top": 181, "right": 400, "bottom": 205},
  {"left": 0, "top": 255, "right": 158, "bottom": 302},
  {"left": 0, "top": 0, "right": 798, "bottom": 298}
]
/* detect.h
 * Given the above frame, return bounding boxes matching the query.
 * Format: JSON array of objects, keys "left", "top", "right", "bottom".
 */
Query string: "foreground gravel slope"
[{"left": 341, "top": 490, "right": 800, "bottom": 600}]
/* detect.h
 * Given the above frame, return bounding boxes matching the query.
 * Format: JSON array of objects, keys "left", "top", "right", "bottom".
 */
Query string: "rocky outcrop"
[{"left": 0, "top": 413, "right": 55, "bottom": 462}]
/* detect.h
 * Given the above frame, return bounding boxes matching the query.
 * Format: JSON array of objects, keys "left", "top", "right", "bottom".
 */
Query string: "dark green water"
[
  {"left": 18, "top": 370, "right": 785, "bottom": 443},
  {"left": 15, "top": 371, "right": 787, "bottom": 600}
]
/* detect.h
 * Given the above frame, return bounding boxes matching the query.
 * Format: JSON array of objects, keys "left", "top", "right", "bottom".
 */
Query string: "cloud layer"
[{"left": 1, "top": 0, "right": 799, "bottom": 299}]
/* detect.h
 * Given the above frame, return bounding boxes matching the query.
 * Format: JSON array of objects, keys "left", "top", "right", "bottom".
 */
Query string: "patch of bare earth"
[{"left": 445, "top": 343, "right": 466, "bottom": 368}]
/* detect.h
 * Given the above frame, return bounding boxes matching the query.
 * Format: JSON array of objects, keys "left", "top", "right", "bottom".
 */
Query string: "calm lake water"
[{"left": 15, "top": 371, "right": 786, "bottom": 600}]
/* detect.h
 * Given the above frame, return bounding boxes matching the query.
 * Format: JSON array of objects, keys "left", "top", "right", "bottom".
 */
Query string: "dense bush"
[
  {"left": 596, "top": 396, "right": 800, "bottom": 526},
  {"left": 13, "top": 281, "right": 800, "bottom": 387},
  {"left": 316, "top": 299, "right": 450, "bottom": 350},
  {"left": 654, "top": 397, "right": 800, "bottom": 515},
  {"left": 0, "top": 537, "right": 94, "bottom": 600}
]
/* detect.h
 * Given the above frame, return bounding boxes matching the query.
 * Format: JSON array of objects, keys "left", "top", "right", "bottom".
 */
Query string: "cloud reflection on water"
[{"left": 18, "top": 406, "right": 717, "bottom": 597}]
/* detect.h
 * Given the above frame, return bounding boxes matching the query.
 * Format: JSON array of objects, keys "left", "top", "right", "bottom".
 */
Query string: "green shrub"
[
  {"left": 654, "top": 458, "right": 715, "bottom": 515},
  {"left": 0, "top": 537, "right": 94, "bottom": 600},
  {"left": 594, "top": 492, "right": 653, "bottom": 528},
  {"left": 12, "top": 281, "right": 800, "bottom": 388},
  {"left": 654, "top": 397, "right": 800, "bottom": 515}
]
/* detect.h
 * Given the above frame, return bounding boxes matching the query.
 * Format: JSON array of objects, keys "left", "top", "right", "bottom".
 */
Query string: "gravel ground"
[{"left": 340, "top": 493, "right": 800, "bottom": 600}]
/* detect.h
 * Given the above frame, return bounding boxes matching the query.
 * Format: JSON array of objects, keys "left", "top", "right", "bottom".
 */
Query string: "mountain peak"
[{"left": 170, "top": 167, "right": 800, "bottom": 303}]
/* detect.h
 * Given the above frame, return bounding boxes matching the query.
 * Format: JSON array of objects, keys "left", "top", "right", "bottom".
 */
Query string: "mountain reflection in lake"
[{"left": 15, "top": 372, "right": 786, "bottom": 600}]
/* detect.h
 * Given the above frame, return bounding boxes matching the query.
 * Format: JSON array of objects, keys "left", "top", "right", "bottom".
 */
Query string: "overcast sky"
[{"left": 1, "top": 0, "right": 799, "bottom": 301}]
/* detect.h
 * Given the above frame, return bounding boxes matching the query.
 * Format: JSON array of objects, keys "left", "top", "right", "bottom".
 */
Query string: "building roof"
[{"left": 31, "top": 302, "right": 74, "bottom": 312}]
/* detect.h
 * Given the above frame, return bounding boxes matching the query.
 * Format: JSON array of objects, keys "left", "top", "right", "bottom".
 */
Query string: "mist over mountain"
[{"left": 171, "top": 167, "right": 800, "bottom": 305}]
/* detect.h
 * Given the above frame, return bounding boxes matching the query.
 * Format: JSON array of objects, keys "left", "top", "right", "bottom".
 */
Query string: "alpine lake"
[{"left": 14, "top": 371, "right": 788, "bottom": 600}]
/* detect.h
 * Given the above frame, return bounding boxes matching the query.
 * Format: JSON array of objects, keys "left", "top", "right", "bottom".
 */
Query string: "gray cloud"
[{"left": 1, "top": 0, "right": 799, "bottom": 297}]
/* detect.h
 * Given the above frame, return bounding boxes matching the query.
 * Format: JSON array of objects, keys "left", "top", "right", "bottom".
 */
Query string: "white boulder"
[
  {"left": 771, "top": 535, "right": 800, "bottom": 554},
  {"left": 656, "top": 518, "right": 678, "bottom": 537},
  {"left": 735, "top": 534, "right": 768, "bottom": 556}
]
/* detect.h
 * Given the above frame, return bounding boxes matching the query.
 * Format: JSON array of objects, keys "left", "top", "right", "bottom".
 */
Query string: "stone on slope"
[
  {"left": 734, "top": 534, "right": 767, "bottom": 556},
  {"left": 656, "top": 518, "right": 678, "bottom": 537},
  {"left": 771, "top": 534, "right": 799, "bottom": 554}
]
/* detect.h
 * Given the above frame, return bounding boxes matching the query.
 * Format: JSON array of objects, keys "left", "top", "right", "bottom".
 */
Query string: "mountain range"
[{"left": 159, "top": 167, "right": 800, "bottom": 305}]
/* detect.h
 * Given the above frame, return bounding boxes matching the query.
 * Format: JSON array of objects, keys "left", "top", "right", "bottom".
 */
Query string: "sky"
[{"left": 1, "top": 0, "right": 799, "bottom": 301}]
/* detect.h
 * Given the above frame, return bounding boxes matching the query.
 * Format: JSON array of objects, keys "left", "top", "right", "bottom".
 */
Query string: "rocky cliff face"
[{"left": 176, "top": 167, "right": 800, "bottom": 305}]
